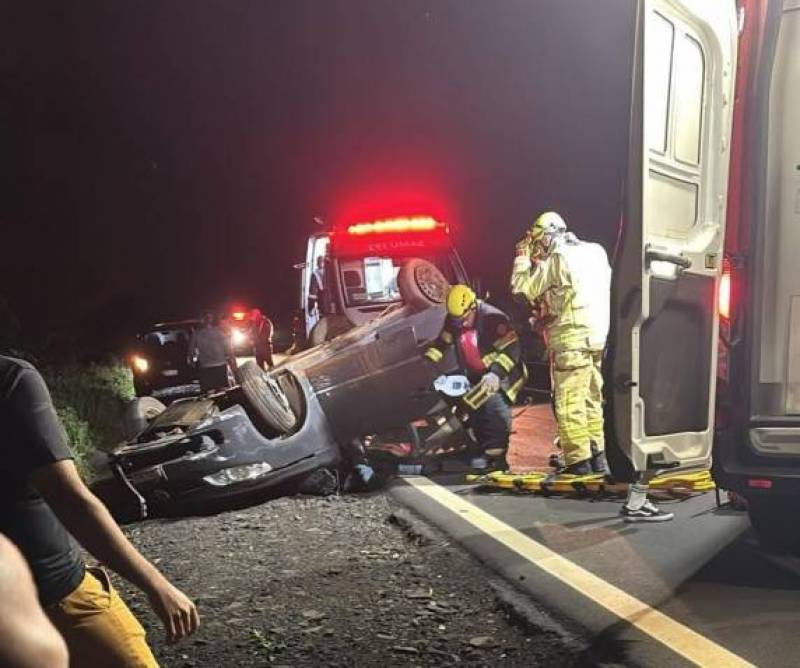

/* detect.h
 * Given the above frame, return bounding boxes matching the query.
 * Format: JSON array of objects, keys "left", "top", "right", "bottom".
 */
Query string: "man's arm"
[
  {"left": 487, "top": 325, "right": 522, "bottom": 382},
  {"left": 509, "top": 253, "right": 556, "bottom": 304},
  {"left": 7, "top": 364, "right": 199, "bottom": 644},
  {"left": 423, "top": 329, "right": 454, "bottom": 365},
  {"left": 0, "top": 535, "right": 69, "bottom": 668},
  {"left": 30, "top": 461, "right": 199, "bottom": 643}
]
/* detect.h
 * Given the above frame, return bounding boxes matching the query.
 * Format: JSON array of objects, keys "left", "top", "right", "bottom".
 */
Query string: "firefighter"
[
  {"left": 424, "top": 284, "right": 526, "bottom": 472},
  {"left": 510, "top": 211, "right": 673, "bottom": 521},
  {"left": 510, "top": 211, "right": 610, "bottom": 476}
]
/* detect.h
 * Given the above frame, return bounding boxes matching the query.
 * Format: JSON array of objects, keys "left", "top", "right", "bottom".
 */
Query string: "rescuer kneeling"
[{"left": 424, "top": 284, "right": 526, "bottom": 473}]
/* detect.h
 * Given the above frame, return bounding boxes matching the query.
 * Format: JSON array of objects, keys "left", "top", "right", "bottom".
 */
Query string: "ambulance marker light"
[
  {"left": 719, "top": 271, "right": 731, "bottom": 320},
  {"left": 232, "top": 311, "right": 247, "bottom": 321},
  {"left": 747, "top": 478, "right": 772, "bottom": 489}
]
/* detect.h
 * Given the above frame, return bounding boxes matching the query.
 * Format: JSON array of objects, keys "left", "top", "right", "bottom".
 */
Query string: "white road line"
[{"left": 403, "top": 475, "right": 753, "bottom": 668}]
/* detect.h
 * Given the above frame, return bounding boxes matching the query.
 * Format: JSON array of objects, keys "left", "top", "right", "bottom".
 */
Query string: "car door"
[
  {"left": 299, "top": 234, "right": 330, "bottom": 337},
  {"left": 605, "top": 0, "right": 738, "bottom": 478}
]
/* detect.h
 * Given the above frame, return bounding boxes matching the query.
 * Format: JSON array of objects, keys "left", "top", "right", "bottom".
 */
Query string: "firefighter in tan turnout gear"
[
  {"left": 510, "top": 212, "right": 673, "bottom": 522},
  {"left": 424, "top": 285, "right": 526, "bottom": 473},
  {"left": 511, "top": 211, "right": 610, "bottom": 476}
]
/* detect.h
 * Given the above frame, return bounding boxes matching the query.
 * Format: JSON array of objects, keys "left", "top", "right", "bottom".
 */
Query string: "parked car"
[
  {"left": 129, "top": 320, "right": 201, "bottom": 398},
  {"left": 107, "top": 259, "right": 456, "bottom": 518}
]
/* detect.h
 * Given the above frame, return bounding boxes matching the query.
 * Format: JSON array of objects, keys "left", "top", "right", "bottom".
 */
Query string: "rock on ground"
[{"left": 114, "top": 492, "right": 575, "bottom": 667}]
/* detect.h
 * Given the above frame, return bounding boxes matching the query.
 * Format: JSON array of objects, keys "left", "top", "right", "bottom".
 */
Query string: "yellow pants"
[
  {"left": 47, "top": 568, "right": 159, "bottom": 668},
  {"left": 552, "top": 349, "right": 604, "bottom": 466}
]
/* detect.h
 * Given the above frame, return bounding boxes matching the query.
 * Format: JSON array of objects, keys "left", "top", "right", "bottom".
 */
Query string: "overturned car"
[{"left": 106, "top": 260, "right": 462, "bottom": 518}]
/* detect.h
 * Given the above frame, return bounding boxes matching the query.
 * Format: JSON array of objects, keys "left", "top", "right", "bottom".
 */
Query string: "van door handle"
[{"left": 645, "top": 247, "right": 692, "bottom": 270}]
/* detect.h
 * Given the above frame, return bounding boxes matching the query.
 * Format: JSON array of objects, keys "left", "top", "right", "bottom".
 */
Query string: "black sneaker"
[{"left": 621, "top": 500, "right": 674, "bottom": 523}]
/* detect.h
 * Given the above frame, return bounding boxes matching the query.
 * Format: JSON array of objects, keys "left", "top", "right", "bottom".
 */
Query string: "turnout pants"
[
  {"left": 470, "top": 393, "right": 512, "bottom": 465},
  {"left": 552, "top": 349, "right": 604, "bottom": 466}
]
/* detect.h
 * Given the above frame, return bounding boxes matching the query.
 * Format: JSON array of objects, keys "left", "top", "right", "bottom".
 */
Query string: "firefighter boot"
[
  {"left": 589, "top": 441, "right": 609, "bottom": 475},
  {"left": 562, "top": 459, "right": 593, "bottom": 475}
]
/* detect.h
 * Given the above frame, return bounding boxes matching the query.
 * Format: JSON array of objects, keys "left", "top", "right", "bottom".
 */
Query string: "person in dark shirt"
[
  {"left": 188, "top": 312, "right": 238, "bottom": 392},
  {"left": 0, "top": 356, "right": 199, "bottom": 666},
  {"left": 249, "top": 308, "right": 275, "bottom": 371},
  {"left": 308, "top": 256, "right": 327, "bottom": 315}
]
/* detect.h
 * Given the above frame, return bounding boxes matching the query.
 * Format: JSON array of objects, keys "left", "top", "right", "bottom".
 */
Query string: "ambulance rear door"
[{"left": 605, "top": 0, "right": 738, "bottom": 477}]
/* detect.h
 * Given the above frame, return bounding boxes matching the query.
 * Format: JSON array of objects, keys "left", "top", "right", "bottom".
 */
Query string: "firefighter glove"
[{"left": 481, "top": 371, "right": 501, "bottom": 395}]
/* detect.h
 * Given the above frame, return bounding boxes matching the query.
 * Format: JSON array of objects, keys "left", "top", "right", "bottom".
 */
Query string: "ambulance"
[
  {"left": 297, "top": 216, "right": 470, "bottom": 346},
  {"left": 606, "top": 0, "right": 800, "bottom": 545}
]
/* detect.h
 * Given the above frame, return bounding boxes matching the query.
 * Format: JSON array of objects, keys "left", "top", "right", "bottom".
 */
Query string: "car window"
[
  {"left": 339, "top": 254, "right": 459, "bottom": 308},
  {"left": 340, "top": 257, "right": 401, "bottom": 307}
]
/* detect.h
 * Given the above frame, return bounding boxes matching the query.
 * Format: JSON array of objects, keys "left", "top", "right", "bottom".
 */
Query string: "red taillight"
[
  {"left": 747, "top": 478, "right": 772, "bottom": 490},
  {"left": 232, "top": 311, "right": 246, "bottom": 321},
  {"left": 346, "top": 216, "right": 443, "bottom": 236},
  {"left": 718, "top": 270, "right": 731, "bottom": 320}
]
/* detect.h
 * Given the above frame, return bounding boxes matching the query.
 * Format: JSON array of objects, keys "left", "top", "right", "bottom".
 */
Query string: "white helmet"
[{"left": 529, "top": 211, "right": 568, "bottom": 254}]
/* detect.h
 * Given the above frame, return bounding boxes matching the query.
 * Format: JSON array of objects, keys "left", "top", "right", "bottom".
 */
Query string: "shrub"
[{"left": 43, "top": 363, "right": 135, "bottom": 480}]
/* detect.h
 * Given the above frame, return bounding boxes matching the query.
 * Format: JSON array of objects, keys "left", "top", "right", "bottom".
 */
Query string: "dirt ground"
[{"left": 114, "top": 491, "right": 582, "bottom": 667}]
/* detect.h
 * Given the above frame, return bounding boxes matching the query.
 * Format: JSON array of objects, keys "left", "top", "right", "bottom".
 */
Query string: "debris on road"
[{"left": 114, "top": 493, "right": 579, "bottom": 666}]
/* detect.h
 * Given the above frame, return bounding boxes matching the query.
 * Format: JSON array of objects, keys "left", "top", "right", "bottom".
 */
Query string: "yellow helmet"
[{"left": 446, "top": 284, "right": 477, "bottom": 318}]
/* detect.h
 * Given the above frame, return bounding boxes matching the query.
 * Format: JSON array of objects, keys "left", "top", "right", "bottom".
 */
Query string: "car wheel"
[
  {"left": 123, "top": 396, "right": 167, "bottom": 440},
  {"left": 239, "top": 361, "right": 298, "bottom": 434},
  {"left": 748, "top": 496, "right": 800, "bottom": 552},
  {"left": 397, "top": 258, "right": 450, "bottom": 311}
]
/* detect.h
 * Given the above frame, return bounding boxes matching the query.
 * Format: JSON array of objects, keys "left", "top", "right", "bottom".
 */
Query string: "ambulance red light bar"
[
  {"left": 332, "top": 216, "right": 451, "bottom": 257},
  {"left": 346, "top": 216, "right": 444, "bottom": 236}
]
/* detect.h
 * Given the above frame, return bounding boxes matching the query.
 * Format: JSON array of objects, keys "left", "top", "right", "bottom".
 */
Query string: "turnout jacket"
[
  {"left": 510, "top": 239, "right": 611, "bottom": 353},
  {"left": 424, "top": 302, "right": 527, "bottom": 403}
]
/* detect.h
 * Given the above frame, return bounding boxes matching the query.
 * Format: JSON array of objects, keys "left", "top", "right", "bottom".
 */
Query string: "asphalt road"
[{"left": 390, "top": 473, "right": 800, "bottom": 667}]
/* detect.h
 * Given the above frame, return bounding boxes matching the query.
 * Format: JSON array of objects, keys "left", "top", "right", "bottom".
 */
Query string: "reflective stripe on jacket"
[{"left": 424, "top": 302, "right": 527, "bottom": 403}]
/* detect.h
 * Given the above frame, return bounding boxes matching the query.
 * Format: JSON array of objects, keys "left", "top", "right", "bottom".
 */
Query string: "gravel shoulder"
[{"left": 113, "top": 491, "right": 582, "bottom": 667}]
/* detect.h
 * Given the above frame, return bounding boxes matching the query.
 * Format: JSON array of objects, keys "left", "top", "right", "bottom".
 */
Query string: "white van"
[{"left": 606, "top": 0, "right": 800, "bottom": 544}]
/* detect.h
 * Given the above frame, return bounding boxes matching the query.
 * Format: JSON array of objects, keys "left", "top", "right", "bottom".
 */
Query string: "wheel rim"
[
  {"left": 261, "top": 373, "right": 292, "bottom": 414},
  {"left": 413, "top": 263, "right": 448, "bottom": 303}
]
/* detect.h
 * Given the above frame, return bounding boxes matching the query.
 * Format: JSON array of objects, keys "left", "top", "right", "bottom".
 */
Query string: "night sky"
[{"left": 1, "top": 0, "right": 635, "bottom": 354}]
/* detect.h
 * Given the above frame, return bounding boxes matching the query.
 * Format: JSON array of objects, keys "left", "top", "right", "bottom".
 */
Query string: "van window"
[
  {"left": 674, "top": 34, "right": 704, "bottom": 165},
  {"left": 646, "top": 12, "right": 674, "bottom": 154},
  {"left": 645, "top": 13, "right": 707, "bottom": 246}
]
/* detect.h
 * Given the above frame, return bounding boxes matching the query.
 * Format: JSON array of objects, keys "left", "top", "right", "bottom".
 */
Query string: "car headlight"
[
  {"left": 231, "top": 328, "right": 248, "bottom": 346},
  {"left": 202, "top": 462, "right": 273, "bottom": 487},
  {"left": 132, "top": 355, "right": 149, "bottom": 373}
]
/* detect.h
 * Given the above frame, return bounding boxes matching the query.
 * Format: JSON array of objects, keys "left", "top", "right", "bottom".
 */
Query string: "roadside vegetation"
[{"left": 42, "top": 363, "right": 134, "bottom": 480}]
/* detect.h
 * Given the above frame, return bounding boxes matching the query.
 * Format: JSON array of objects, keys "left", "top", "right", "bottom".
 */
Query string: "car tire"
[
  {"left": 397, "top": 258, "right": 450, "bottom": 311},
  {"left": 239, "top": 361, "right": 298, "bottom": 434},
  {"left": 123, "top": 396, "right": 167, "bottom": 440},
  {"left": 748, "top": 496, "right": 800, "bottom": 552}
]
